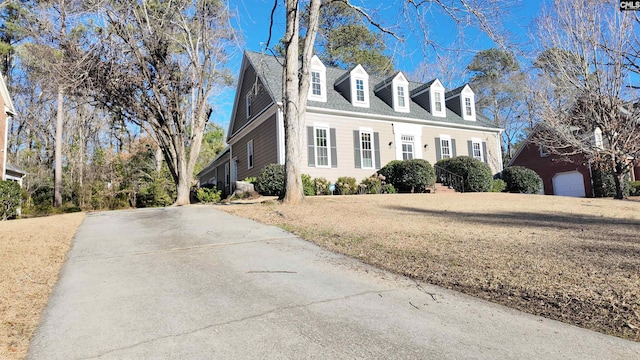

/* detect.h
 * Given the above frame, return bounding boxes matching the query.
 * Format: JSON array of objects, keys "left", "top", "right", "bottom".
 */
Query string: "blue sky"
[{"left": 212, "top": 0, "right": 546, "bottom": 128}]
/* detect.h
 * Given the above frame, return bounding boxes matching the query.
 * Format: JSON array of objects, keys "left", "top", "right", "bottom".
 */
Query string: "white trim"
[
  {"left": 392, "top": 122, "right": 423, "bottom": 160},
  {"left": 392, "top": 73, "right": 410, "bottom": 113},
  {"left": 276, "top": 109, "right": 285, "bottom": 165},
  {"left": 306, "top": 105, "right": 503, "bottom": 133},
  {"left": 224, "top": 162, "right": 230, "bottom": 187},
  {"left": 246, "top": 139, "right": 254, "bottom": 169},
  {"left": 460, "top": 86, "right": 476, "bottom": 121},
  {"left": 308, "top": 56, "right": 327, "bottom": 102},
  {"left": 359, "top": 127, "right": 375, "bottom": 169},
  {"left": 1, "top": 115, "right": 7, "bottom": 181},
  {"left": 471, "top": 138, "right": 483, "bottom": 162},
  {"left": 245, "top": 94, "right": 252, "bottom": 119},
  {"left": 430, "top": 79, "right": 446, "bottom": 118},
  {"left": 313, "top": 124, "right": 331, "bottom": 168},
  {"left": 440, "top": 134, "right": 452, "bottom": 159},
  {"left": 350, "top": 65, "right": 370, "bottom": 108}
]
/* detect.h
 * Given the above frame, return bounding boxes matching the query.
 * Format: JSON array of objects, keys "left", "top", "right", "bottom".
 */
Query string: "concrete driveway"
[{"left": 28, "top": 206, "right": 640, "bottom": 359}]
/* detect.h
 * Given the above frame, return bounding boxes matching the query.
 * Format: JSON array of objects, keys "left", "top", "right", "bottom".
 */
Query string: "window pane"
[
  {"left": 402, "top": 143, "right": 413, "bottom": 160},
  {"left": 356, "top": 79, "right": 365, "bottom": 102},
  {"left": 398, "top": 86, "right": 405, "bottom": 107},
  {"left": 312, "top": 71, "right": 321, "bottom": 96},
  {"left": 316, "top": 128, "right": 328, "bottom": 166},
  {"left": 435, "top": 92, "right": 442, "bottom": 112},
  {"left": 361, "top": 132, "right": 373, "bottom": 168},
  {"left": 473, "top": 142, "right": 481, "bottom": 160},
  {"left": 441, "top": 139, "right": 451, "bottom": 158},
  {"left": 465, "top": 98, "right": 472, "bottom": 116}
]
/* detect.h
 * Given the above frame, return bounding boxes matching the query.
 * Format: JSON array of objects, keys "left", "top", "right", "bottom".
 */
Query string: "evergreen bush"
[
  {"left": 502, "top": 166, "right": 543, "bottom": 194},
  {"left": 379, "top": 159, "right": 435, "bottom": 193},
  {"left": 255, "top": 164, "right": 285, "bottom": 196},
  {"left": 0, "top": 180, "right": 22, "bottom": 220},
  {"left": 439, "top": 156, "right": 492, "bottom": 192},
  {"left": 302, "top": 174, "right": 315, "bottom": 196},
  {"left": 335, "top": 176, "right": 358, "bottom": 195},
  {"left": 196, "top": 186, "right": 222, "bottom": 203}
]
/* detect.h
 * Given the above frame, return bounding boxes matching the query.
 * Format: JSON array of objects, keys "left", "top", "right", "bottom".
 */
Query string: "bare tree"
[
  {"left": 87, "top": 0, "right": 236, "bottom": 205},
  {"left": 532, "top": 0, "right": 639, "bottom": 199}
]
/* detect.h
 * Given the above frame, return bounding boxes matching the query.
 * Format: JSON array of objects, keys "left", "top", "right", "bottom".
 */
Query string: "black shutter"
[
  {"left": 482, "top": 142, "right": 488, "bottom": 163},
  {"left": 451, "top": 139, "right": 457, "bottom": 157},
  {"left": 307, "top": 127, "right": 315, "bottom": 167},
  {"left": 435, "top": 137, "right": 441, "bottom": 161},
  {"left": 353, "top": 130, "right": 361, "bottom": 168},
  {"left": 374, "top": 132, "right": 381, "bottom": 169},
  {"left": 467, "top": 140, "right": 473, "bottom": 158},
  {"left": 330, "top": 128, "right": 338, "bottom": 168}
]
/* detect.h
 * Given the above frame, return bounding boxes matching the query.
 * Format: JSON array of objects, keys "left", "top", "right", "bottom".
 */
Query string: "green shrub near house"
[
  {"left": 436, "top": 156, "right": 492, "bottom": 192},
  {"left": 629, "top": 181, "right": 640, "bottom": 197},
  {"left": 502, "top": 166, "right": 543, "bottom": 194},
  {"left": 301, "top": 174, "right": 315, "bottom": 196},
  {"left": 0, "top": 180, "right": 22, "bottom": 220},
  {"left": 196, "top": 186, "right": 222, "bottom": 203},
  {"left": 591, "top": 167, "right": 631, "bottom": 198},
  {"left": 491, "top": 178, "right": 506, "bottom": 192},
  {"left": 255, "top": 164, "right": 285, "bottom": 196},
  {"left": 379, "top": 159, "right": 435, "bottom": 193},
  {"left": 314, "top": 177, "right": 331, "bottom": 195},
  {"left": 335, "top": 176, "right": 358, "bottom": 195}
]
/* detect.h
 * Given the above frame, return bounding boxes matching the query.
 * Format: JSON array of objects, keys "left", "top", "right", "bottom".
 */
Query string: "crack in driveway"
[
  {"left": 77, "top": 288, "right": 400, "bottom": 359},
  {"left": 69, "top": 236, "right": 299, "bottom": 264}
]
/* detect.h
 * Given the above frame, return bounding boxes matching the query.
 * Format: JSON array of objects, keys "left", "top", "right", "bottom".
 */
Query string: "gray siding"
[
  {"left": 231, "top": 65, "right": 274, "bottom": 135},
  {"left": 412, "top": 92, "right": 431, "bottom": 112},
  {"left": 445, "top": 96, "right": 462, "bottom": 117},
  {"left": 334, "top": 78, "right": 351, "bottom": 102},
  {"left": 231, "top": 114, "right": 278, "bottom": 181},
  {"left": 375, "top": 85, "right": 393, "bottom": 108}
]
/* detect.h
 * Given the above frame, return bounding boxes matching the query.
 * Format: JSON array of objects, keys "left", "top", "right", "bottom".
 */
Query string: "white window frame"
[
  {"left": 355, "top": 79, "right": 365, "bottom": 102},
  {"left": 471, "top": 138, "right": 483, "bottom": 162},
  {"left": 539, "top": 145, "right": 549, "bottom": 157},
  {"left": 314, "top": 125, "right": 331, "bottom": 168},
  {"left": 594, "top": 128, "right": 603, "bottom": 149},
  {"left": 401, "top": 135, "right": 414, "bottom": 160},
  {"left": 308, "top": 55, "right": 327, "bottom": 102},
  {"left": 349, "top": 65, "right": 370, "bottom": 108},
  {"left": 245, "top": 94, "right": 252, "bottom": 119},
  {"left": 311, "top": 71, "right": 322, "bottom": 96},
  {"left": 360, "top": 128, "right": 375, "bottom": 169},
  {"left": 434, "top": 91, "right": 443, "bottom": 113},
  {"left": 392, "top": 73, "right": 410, "bottom": 113},
  {"left": 397, "top": 85, "right": 406, "bottom": 108},
  {"left": 224, "top": 162, "right": 230, "bottom": 186},
  {"left": 247, "top": 140, "right": 254, "bottom": 169},
  {"left": 440, "top": 135, "right": 452, "bottom": 159},
  {"left": 465, "top": 97, "right": 473, "bottom": 117}
]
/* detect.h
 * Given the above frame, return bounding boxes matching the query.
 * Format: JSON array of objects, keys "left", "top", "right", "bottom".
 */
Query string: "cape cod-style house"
[
  {"left": 0, "top": 72, "right": 25, "bottom": 185},
  {"left": 198, "top": 51, "right": 503, "bottom": 195}
]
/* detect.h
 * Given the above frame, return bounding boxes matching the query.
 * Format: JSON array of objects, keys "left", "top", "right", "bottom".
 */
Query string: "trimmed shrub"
[
  {"left": 382, "top": 184, "right": 396, "bottom": 194},
  {"left": 335, "top": 176, "right": 358, "bottom": 195},
  {"left": 490, "top": 178, "right": 506, "bottom": 193},
  {"left": 242, "top": 177, "right": 257, "bottom": 184},
  {"left": 592, "top": 167, "right": 630, "bottom": 198},
  {"left": 437, "top": 156, "right": 492, "bottom": 192},
  {"left": 255, "top": 164, "right": 285, "bottom": 196},
  {"left": 302, "top": 174, "right": 315, "bottom": 196},
  {"left": 379, "top": 159, "right": 435, "bottom": 193},
  {"left": 0, "top": 180, "right": 22, "bottom": 220},
  {"left": 502, "top": 166, "right": 543, "bottom": 194},
  {"left": 314, "top": 177, "right": 331, "bottom": 195},
  {"left": 359, "top": 173, "right": 385, "bottom": 194},
  {"left": 629, "top": 181, "right": 640, "bottom": 197},
  {"left": 196, "top": 186, "right": 222, "bottom": 203}
]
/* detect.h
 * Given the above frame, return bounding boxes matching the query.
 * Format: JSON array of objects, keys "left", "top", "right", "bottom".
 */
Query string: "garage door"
[{"left": 553, "top": 171, "right": 586, "bottom": 197}]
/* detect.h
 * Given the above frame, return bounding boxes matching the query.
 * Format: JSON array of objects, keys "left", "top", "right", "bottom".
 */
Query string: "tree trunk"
[
  {"left": 281, "top": 0, "right": 304, "bottom": 204},
  {"left": 54, "top": 86, "right": 64, "bottom": 208},
  {"left": 613, "top": 162, "right": 625, "bottom": 200}
]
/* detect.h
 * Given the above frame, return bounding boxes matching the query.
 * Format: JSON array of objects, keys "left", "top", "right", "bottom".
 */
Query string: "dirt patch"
[
  {"left": 221, "top": 193, "right": 640, "bottom": 341},
  {"left": 0, "top": 213, "right": 85, "bottom": 360}
]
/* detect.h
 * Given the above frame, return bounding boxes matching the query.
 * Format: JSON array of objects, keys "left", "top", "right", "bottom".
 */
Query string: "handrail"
[{"left": 434, "top": 165, "right": 464, "bottom": 193}]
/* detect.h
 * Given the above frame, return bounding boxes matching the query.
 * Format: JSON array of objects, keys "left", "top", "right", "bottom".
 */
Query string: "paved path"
[{"left": 28, "top": 206, "right": 640, "bottom": 359}]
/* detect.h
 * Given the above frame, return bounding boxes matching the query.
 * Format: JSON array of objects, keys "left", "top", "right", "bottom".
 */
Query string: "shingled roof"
[{"left": 244, "top": 51, "right": 499, "bottom": 130}]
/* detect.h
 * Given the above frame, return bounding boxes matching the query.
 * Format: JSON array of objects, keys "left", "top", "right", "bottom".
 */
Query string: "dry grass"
[
  {"left": 221, "top": 193, "right": 640, "bottom": 341},
  {"left": 0, "top": 213, "right": 85, "bottom": 360}
]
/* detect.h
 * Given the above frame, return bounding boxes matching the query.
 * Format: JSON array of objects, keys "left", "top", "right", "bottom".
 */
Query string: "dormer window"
[
  {"left": 308, "top": 55, "right": 327, "bottom": 102},
  {"left": 245, "top": 94, "right": 252, "bottom": 119},
  {"left": 347, "top": 65, "right": 370, "bottom": 108},
  {"left": 434, "top": 92, "right": 443, "bottom": 112},
  {"left": 311, "top": 71, "right": 321, "bottom": 96},
  {"left": 397, "top": 86, "right": 405, "bottom": 107},
  {"left": 465, "top": 97, "right": 473, "bottom": 116},
  {"left": 356, "top": 79, "right": 365, "bottom": 102},
  {"left": 391, "top": 72, "right": 409, "bottom": 113}
]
